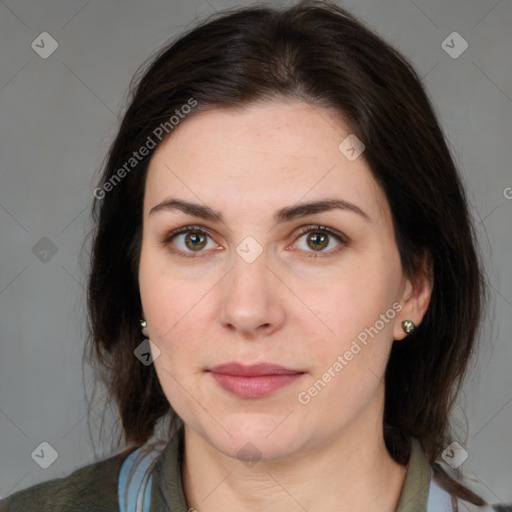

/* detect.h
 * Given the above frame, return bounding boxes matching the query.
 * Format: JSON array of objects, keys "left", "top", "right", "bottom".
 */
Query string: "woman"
[{"left": 1, "top": 1, "right": 509, "bottom": 511}]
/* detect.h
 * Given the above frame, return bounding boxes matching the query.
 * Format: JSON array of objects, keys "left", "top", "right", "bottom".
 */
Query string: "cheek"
[
  {"left": 139, "top": 246, "right": 207, "bottom": 340},
  {"left": 306, "top": 262, "right": 399, "bottom": 333},
  {"left": 295, "top": 251, "right": 402, "bottom": 372},
  {"left": 295, "top": 281, "right": 398, "bottom": 419},
  {"left": 138, "top": 250, "right": 216, "bottom": 399}
]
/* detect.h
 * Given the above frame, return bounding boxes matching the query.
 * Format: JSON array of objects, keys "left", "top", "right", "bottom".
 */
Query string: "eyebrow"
[{"left": 149, "top": 198, "right": 371, "bottom": 223}]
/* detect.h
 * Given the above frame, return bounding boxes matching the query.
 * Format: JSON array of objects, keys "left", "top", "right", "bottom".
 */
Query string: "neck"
[{"left": 182, "top": 388, "right": 408, "bottom": 512}]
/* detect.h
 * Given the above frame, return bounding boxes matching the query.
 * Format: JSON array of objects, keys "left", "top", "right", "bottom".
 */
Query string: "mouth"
[{"left": 207, "top": 362, "right": 305, "bottom": 399}]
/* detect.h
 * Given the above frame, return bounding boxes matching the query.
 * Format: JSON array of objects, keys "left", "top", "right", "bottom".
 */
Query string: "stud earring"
[
  {"left": 401, "top": 320, "right": 416, "bottom": 334},
  {"left": 140, "top": 319, "right": 150, "bottom": 338}
]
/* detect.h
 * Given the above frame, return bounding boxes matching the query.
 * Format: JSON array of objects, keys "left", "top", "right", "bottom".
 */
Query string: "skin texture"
[{"left": 138, "top": 100, "right": 432, "bottom": 512}]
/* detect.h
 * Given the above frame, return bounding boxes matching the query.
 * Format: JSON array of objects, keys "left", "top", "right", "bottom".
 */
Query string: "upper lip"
[{"left": 208, "top": 362, "right": 303, "bottom": 376}]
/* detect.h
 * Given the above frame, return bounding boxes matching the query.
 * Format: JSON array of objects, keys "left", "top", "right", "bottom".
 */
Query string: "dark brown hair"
[{"left": 86, "top": 0, "right": 487, "bottom": 505}]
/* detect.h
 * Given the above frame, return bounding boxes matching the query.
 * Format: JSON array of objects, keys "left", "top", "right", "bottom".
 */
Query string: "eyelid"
[
  {"left": 289, "top": 224, "right": 348, "bottom": 258},
  {"left": 161, "top": 224, "right": 221, "bottom": 259},
  {"left": 161, "top": 224, "right": 211, "bottom": 245},
  {"left": 293, "top": 224, "right": 348, "bottom": 244},
  {"left": 161, "top": 223, "right": 348, "bottom": 257}
]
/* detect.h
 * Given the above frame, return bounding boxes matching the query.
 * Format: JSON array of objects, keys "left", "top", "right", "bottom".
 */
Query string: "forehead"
[{"left": 144, "top": 100, "right": 390, "bottom": 224}]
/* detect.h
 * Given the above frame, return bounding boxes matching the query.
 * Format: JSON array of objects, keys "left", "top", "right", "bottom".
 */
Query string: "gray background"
[{"left": 1, "top": 0, "right": 511, "bottom": 503}]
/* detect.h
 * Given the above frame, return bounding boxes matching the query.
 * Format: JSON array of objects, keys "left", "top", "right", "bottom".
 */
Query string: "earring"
[
  {"left": 140, "top": 319, "right": 149, "bottom": 338},
  {"left": 401, "top": 320, "right": 416, "bottom": 334}
]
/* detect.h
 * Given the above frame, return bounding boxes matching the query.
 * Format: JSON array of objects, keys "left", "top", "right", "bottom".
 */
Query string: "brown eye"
[
  {"left": 184, "top": 232, "right": 208, "bottom": 251},
  {"left": 306, "top": 232, "right": 329, "bottom": 251},
  {"left": 163, "top": 226, "right": 218, "bottom": 255},
  {"left": 292, "top": 225, "right": 347, "bottom": 257}
]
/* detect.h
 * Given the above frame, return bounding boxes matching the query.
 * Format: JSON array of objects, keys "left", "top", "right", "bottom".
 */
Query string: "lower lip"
[{"left": 209, "top": 372, "right": 303, "bottom": 399}]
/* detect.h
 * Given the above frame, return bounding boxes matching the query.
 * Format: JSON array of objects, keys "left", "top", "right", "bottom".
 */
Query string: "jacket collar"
[{"left": 150, "top": 427, "right": 431, "bottom": 512}]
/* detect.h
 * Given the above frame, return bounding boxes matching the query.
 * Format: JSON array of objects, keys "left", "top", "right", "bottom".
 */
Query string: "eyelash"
[{"left": 162, "top": 224, "right": 348, "bottom": 259}]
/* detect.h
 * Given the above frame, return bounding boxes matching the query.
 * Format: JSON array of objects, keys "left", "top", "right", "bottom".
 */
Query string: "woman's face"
[{"left": 139, "top": 100, "right": 426, "bottom": 460}]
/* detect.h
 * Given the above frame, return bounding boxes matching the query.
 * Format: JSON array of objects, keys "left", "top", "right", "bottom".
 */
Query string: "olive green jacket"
[{"left": 0, "top": 432, "right": 461, "bottom": 511}]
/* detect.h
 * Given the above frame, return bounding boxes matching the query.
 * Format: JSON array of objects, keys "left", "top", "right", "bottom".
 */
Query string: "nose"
[{"left": 219, "top": 249, "right": 286, "bottom": 337}]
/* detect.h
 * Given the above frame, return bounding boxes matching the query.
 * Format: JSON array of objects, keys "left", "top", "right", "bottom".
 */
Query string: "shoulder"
[
  {"left": 407, "top": 438, "right": 512, "bottom": 512},
  {"left": 428, "top": 462, "right": 512, "bottom": 512},
  {"left": 0, "top": 447, "right": 136, "bottom": 512}
]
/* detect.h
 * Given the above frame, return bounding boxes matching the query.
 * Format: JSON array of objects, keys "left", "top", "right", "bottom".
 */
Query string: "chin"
[{"left": 192, "top": 413, "right": 309, "bottom": 463}]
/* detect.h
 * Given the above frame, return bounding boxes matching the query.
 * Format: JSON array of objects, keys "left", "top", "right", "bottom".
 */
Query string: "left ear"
[{"left": 394, "top": 254, "right": 433, "bottom": 341}]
